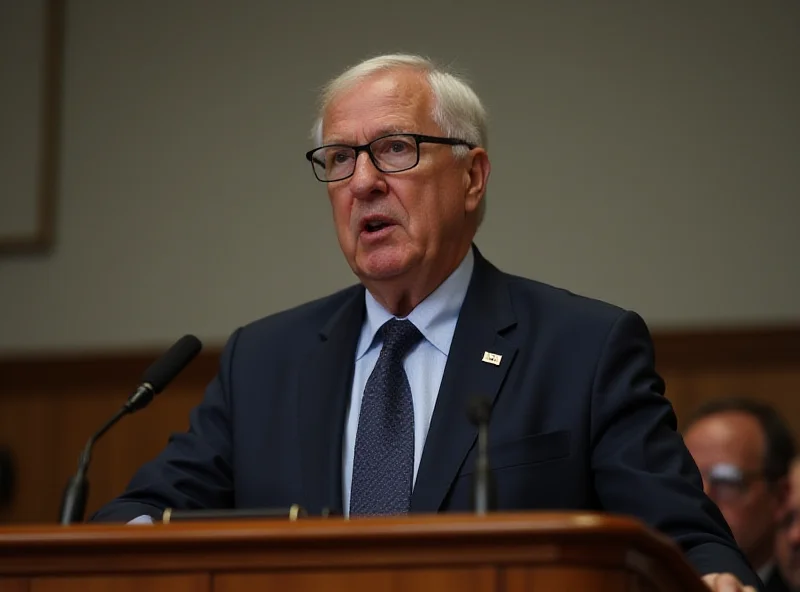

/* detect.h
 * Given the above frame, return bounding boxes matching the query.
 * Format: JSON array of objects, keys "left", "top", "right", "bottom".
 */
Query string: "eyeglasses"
[
  {"left": 305, "top": 133, "right": 476, "bottom": 182},
  {"left": 701, "top": 463, "right": 766, "bottom": 502}
]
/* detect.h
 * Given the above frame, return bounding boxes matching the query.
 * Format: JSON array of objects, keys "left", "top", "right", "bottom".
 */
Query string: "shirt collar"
[
  {"left": 757, "top": 560, "right": 776, "bottom": 583},
  {"left": 356, "top": 248, "right": 475, "bottom": 360}
]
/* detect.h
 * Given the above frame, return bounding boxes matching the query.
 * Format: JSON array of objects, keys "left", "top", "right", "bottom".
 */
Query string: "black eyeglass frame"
[{"left": 305, "top": 133, "right": 477, "bottom": 182}]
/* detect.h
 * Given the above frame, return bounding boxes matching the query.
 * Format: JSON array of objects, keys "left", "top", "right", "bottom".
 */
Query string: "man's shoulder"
[
  {"left": 497, "top": 266, "right": 630, "bottom": 332},
  {"left": 232, "top": 283, "right": 364, "bottom": 347},
  {"left": 248, "top": 283, "right": 363, "bottom": 332}
]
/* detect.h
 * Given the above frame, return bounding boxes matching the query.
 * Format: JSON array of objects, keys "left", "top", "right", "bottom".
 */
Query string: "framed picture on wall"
[{"left": 0, "top": 0, "right": 64, "bottom": 254}]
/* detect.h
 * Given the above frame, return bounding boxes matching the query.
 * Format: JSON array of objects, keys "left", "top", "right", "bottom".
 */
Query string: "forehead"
[
  {"left": 684, "top": 411, "right": 766, "bottom": 468},
  {"left": 322, "top": 69, "right": 436, "bottom": 143}
]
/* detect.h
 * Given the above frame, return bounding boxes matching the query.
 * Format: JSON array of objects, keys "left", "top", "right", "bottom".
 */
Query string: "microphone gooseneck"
[
  {"left": 59, "top": 335, "right": 203, "bottom": 525},
  {"left": 467, "top": 395, "right": 495, "bottom": 515}
]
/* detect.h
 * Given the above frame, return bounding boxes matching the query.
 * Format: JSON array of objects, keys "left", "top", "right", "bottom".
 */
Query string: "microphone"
[
  {"left": 467, "top": 395, "right": 495, "bottom": 515},
  {"left": 59, "top": 334, "right": 203, "bottom": 525}
]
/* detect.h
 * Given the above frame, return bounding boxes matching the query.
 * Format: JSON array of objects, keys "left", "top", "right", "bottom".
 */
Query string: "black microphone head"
[
  {"left": 467, "top": 395, "right": 492, "bottom": 426},
  {"left": 141, "top": 334, "right": 203, "bottom": 394}
]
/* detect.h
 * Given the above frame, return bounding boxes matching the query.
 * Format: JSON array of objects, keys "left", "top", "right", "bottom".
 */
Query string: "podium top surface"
[
  {"left": 0, "top": 511, "right": 707, "bottom": 591},
  {"left": 0, "top": 511, "right": 666, "bottom": 546}
]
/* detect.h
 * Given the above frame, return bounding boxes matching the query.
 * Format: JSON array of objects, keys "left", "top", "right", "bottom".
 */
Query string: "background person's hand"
[{"left": 701, "top": 572, "right": 757, "bottom": 592}]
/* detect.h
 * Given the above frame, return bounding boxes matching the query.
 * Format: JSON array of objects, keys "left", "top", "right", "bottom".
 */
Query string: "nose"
[{"left": 349, "top": 152, "right": 387, "bottom": 200}]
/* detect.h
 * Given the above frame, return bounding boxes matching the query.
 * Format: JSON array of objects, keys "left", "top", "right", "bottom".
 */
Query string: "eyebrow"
[
  {"left": 375, "top": 125, "right": 410, "bottom": 136},
  {"left": 323, "top": 126, "right": 414, "bottom": 146}
]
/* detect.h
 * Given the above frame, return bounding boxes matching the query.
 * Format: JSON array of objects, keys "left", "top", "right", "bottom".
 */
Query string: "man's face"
[
  {"left": 321, "top": 69, "right": 484, "bottom": 289},
  {"left": 684, "top": 411, "right": 783, "bottom": 566},
  {"left": 776, "top": 462, "right": 800, "bottom": 589}
]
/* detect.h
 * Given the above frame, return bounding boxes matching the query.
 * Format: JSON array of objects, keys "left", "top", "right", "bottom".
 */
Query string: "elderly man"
[
  {"left": 93, "top": 54, "right": 758, "bottom": 590},
  {"left": 775, "top": 458, "right": 800, "bottom": 590},
  {"left": 685, "top": 398, "right": 795, "bottom": 591}
]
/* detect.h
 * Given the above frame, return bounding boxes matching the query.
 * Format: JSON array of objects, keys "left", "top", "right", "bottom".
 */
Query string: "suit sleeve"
[
  {"left": 89, "top": 329, "right": 241, "bottom": 523},
  {"left": 589, "top": 311, "right": 762, "bottom": 589}
]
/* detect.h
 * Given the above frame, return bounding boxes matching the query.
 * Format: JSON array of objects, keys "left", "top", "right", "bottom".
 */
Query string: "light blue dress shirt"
[{"left": 342, "top": 248, "right": 474, "bottom": 515}]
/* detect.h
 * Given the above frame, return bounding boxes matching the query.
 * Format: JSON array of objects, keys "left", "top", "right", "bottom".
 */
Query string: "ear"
[{"left": 463, "top": 149, "right": 491, "bottom": 215}]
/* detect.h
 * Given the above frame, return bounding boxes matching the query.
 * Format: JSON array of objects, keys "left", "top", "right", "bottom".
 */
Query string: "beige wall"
[{"left": 0, "top": 0, "right": 798, "bottom": 354}]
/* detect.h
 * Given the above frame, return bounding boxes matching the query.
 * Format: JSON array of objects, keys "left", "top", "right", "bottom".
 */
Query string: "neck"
[{"left": 365, "top": 242, "right": 471, "bottom": 317}]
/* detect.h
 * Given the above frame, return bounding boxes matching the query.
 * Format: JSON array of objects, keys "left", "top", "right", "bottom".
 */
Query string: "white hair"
[{"left": 311, "top": 53, "right": 489, "bottom": 224}]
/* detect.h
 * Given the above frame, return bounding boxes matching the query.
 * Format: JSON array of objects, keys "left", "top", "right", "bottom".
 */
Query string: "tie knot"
[{"left": 380, "top": 319, "right": 423, "bottom": 359}]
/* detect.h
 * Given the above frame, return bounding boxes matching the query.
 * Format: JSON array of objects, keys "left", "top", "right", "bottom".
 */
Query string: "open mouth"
[
  {"left": 364, "top": 221, "right": 391, "bottom": 233},
  {"left": 361, "top": 217, "right": 396, "bottom": 234}
]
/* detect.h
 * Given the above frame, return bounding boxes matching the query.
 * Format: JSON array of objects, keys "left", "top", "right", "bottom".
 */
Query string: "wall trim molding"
[
  {"left": 652, "top": 326, "right": 800, "bottom": 369},
  {"left": 2, "top": 326, "right": 799, "bottom": 393}
]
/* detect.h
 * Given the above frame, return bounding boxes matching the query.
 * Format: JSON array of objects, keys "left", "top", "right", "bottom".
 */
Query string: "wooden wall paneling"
[
  {"left": 0, "top": 354, "right": 214, "bottom": 523},
  {"left": 0, "top": 390, "right": 61, "bottom": 524},
  {"left": 653, "top": 328, "right": 800, "bottom": 433},
  {"left": 676, "top": 369, "right": 800, "bottom": 433}
]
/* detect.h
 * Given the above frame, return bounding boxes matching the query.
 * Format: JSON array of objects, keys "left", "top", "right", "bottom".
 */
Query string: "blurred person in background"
[
  {"left": 685, "top": 398, "right": 795, "bottom": 591},
  {"left": 775, "top": 457, "right": 800, "bottom": 591}
]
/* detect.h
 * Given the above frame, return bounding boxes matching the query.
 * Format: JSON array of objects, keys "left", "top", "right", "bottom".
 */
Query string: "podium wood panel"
[
  {"left": 215, "top": 568, "right": 496, "bottom": 592},
  {"left": 0, "top": 580, "right": 28, "bottom": 592},
  {"left": 29, "top": 574, "right": 208, "bottom": 592},
  {"left": 505, "top": 567, "right": 646, "bottom": 592}
]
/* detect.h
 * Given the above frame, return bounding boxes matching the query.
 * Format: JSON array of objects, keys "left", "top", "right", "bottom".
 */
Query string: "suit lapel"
[
  {"left": 411, "top": 247, "right": 518, "bottom": 512},
  {"left": 297, "top": 288, "right": 365, "bottom": 515}
]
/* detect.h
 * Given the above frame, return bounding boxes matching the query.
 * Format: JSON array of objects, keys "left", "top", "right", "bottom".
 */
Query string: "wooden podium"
[{"left": 0, "top": 512, "right": 708, "bottom": 591}]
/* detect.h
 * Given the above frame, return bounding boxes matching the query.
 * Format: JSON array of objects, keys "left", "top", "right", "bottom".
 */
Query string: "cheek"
[
  {"left": 746, "top": 490, "right": 771, "bottom": 510},
  {"left": 394, "top": 177, "right": 457, "bottom": 226},
  {"left": 717, "top": 500, "right": 745, "bottom": 526},
  {"left": 386, "top": 180, "right": 421, "bottom": 225},
  {"left": 329, "top": 192, "right": 353, "bottom": 229}
]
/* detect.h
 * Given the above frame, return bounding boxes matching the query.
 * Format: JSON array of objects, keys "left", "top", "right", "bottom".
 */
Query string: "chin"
[{"left": 354, "top": 249, "right": 413, "bottom": 281}]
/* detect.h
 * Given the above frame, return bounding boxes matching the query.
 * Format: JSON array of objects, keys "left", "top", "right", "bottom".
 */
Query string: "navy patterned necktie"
[{"left": 350, "top": 319, "right": 423, "bottom": 516}]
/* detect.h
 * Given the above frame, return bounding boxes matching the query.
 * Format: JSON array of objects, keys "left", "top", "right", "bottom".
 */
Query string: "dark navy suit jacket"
[{"left": 92, "top": 245, "right": 759, "bottom": 587}]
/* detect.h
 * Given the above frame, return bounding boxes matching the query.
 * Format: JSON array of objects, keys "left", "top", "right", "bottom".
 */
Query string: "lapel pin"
[{"left": 481, "top": 352, "right": 502, "bottom": 366}]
